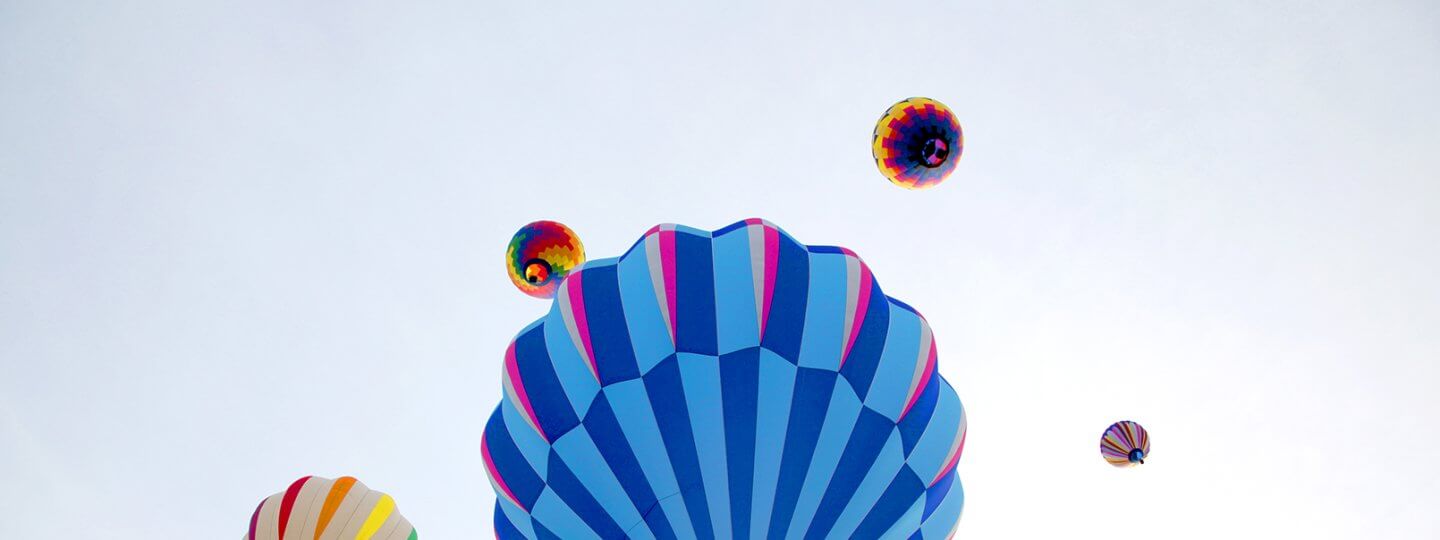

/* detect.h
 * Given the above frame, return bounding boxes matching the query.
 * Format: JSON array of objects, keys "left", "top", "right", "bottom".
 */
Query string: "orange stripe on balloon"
[{"left": 314, "top": 476, "right": 357, "bottom": 539}]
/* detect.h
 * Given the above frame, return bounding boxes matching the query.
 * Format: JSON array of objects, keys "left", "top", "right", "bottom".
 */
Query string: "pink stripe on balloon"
[
  {"left": 482, "top": 435, "right": 525, "bottom": 511},
  {"left": 247, "top": 499, "right": 264, "bottom": 540},
  {"left": 504, "top": 340, "right": 547, "bottom": 442},
  {"left": 931, "top": 429, "right": 966, "bottom": 487},
  {"left": 565, "top": 271, "right": 599, "bottom": 380},
  {"left": 743, "top": 219, "right": 779, "bottom": 339},
  {"left": 660, "top": 228, "right": 678, "bottom": 338},
  {"left": 842, "top": 255, "right": 873, "bottom": 366},
  {"left": 900, "top": 339, "right": 937, "bottom": 420},
  {"left": 761, "top": 225, "right": 778, "bottom": 338}
]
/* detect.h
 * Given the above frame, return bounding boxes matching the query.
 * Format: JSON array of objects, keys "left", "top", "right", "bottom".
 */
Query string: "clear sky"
[{"left": 2, "top": 1, "right": 1438, "bottom": 538}]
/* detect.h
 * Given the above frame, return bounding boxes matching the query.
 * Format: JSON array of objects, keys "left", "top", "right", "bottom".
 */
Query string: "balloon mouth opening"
[
  {"left": 1128, "top": 449, "right": 1146, "bottom": 464},
  {"left": 920, "top": 138, "right": 949, "bottom": 167},
  {"left": 524, "top": 260, "right": 552, "bottom": 285}
]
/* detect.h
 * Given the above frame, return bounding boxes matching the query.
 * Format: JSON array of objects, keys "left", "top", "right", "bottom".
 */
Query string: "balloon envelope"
[
  {"left": 484, "top": 219, "right": 967, "bottom": 539},
  {"left": 244, "top": 476, "right": 416, "bottom": 540},
  {"left": 1100, "top": 421, "right": 1151, "bottom": 468},
  {"left": 872, "top": 97, "right": 963, "bottom": 190},
  {"left": 507, "top": 220, "right": 586, "bottom": 299}
]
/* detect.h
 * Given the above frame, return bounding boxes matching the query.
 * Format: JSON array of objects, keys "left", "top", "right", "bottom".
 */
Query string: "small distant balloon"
[
  {"left": 506, "top": 220, "right": 584, "bottom": 299},
  {"left": 872, "top": 97, "right": 963, "bottom": 190},
  {"left": 244, "top": 476, "right": 416, "bottom": 540},
  {"left": 1100, "top": 420, "right": 1151, "bottom": 467}
]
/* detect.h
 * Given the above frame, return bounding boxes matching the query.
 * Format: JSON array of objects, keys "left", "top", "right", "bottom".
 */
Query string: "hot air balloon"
[
  {"left": 507, "top": 220, "right": 585, "bottom": 299},
  {"left": 484, "top": 219, "right": 967, "bottom": 539},
  {"left": 1100, "top": 421, "right": 1150, "bottom": 468},
  {"left": 244, "top": 476, "right": 416, "bottom": 540},
  {"left": 872, "top": 97, "right": 963, "bottom": 190}
]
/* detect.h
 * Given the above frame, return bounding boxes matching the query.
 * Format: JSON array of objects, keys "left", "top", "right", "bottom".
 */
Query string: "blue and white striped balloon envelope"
[{"left": 483, "top": 219, "right": 967, "bottom": 539}]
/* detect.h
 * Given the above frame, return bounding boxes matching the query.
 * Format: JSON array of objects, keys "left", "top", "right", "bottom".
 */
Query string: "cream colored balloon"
[{"left": 244, "top": 476, "right": 416, "bottom": 540}]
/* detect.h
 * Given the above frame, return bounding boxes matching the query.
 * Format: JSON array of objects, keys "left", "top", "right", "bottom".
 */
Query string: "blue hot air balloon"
[{"left": 483, "top": 219, "right": 968, "bottom": 539}]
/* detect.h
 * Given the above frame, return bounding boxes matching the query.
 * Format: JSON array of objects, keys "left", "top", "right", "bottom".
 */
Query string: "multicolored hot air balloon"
[
  {"left": 872, "top": 97, "right": 964, "bottom": 190},
  {"left": 484, "top": 219, "right": 968, "bottom": 539},
  {"left": 507, "top": 220, "right": 585, "bottom": 299},
  {"left": 1100, "top": 421, "right": 1151, "bottom": 468},
  {"left": 244, "top": 476, "right": 416, "bottom": 540}
]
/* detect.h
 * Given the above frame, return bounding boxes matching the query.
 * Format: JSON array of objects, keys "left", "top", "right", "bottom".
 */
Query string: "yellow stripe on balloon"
[{"left": 354, "top": 495, "right": 395, "bottom": 540}]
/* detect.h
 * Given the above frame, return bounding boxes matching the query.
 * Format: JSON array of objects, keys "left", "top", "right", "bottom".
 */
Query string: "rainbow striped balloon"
[
  {"left": 872, "top": 97, "right": 964, "bottom": 190},
  {"left": 244, "top": 476, "right": 416, "bottom": 540},
  {"left": 485, "top": 219, "right": 967, "bottom": 539},
  {"left": 507, "top": 220, "right": 586, "bottom": 299},
  {"left": 1100, "top": 421, "right": 1151, "bottom": 468}
]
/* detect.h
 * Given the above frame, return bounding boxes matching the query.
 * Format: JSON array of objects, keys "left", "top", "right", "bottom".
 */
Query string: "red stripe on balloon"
[{"left": 277, "top": 475, "right": 311, "bottom": 539}]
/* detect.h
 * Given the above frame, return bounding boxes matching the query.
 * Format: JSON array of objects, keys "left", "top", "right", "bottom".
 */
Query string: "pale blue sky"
[{"left": 2, "top": 1, "right": 1438, "bottom": 538}]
